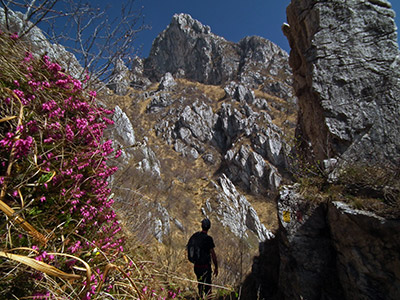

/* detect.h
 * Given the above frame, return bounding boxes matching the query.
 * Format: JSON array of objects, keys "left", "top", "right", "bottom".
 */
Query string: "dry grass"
[
  {"left": 296, "top": 163, "right": 400, "bottom": 219},
  {"left": 254, "top": 88, "right": 297, "bottom": 137},
  {"left": 100, "top": 56, "right": 295, "bottom": 299},
  {"left": 246, "top": 194, "right": 279, "bottom": 232},
  {"left": 176, "top": 78, "right": 226, "bottom": 102}
]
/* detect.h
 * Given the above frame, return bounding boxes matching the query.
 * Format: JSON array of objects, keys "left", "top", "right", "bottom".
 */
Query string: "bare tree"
[
  {"left": 1, "top": 0, "right": 58, "bottom": 36},
  {"left": 0, "top": 0, "right": 148, "bottom": 82}
]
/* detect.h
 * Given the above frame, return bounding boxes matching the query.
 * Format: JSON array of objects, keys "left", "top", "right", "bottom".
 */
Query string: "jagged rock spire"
[{"left": 144, "top": 13, "right": 294, "bottom": 102}]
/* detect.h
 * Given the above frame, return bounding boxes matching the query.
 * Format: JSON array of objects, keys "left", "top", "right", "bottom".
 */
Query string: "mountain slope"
[{"left": 107, "top": 13, "right": 297, "bottom": 289}]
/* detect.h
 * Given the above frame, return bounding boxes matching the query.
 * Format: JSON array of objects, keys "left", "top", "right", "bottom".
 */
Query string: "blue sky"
[
  {"left": 135, "top": 0, "right": 292, "bottom": 56},
  {"left": 61, "top": 0, "right": 400, "bottom": 58},
  {"left": 131, "top": 0, "right": 400, "bottom": 57}
]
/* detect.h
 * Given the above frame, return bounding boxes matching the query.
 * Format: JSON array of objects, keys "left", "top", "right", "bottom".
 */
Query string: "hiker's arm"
[{"left": 211, "top": 248, "right": 218, "bottom": 276}]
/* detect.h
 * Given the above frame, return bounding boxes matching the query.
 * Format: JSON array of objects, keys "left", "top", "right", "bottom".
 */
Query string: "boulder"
[
  {"left": 204, "top": 174, "right": 274, "bottom": 242},
  {"left": 270, "top": 184, "right": 400, "bottom": 300},
  {"left": 158, "top": 72, "right": 177, "bottom": 91}
]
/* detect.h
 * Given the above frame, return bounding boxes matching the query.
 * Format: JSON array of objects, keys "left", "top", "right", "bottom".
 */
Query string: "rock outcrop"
[
  {"left": 144, "top": 13, "right": 239, "bottom": 85},
  {"left": 205, "top": 174, "right": 274, "bottom": 242},
  {"left": 144, "top": 13, "right": 295, "bottom": 102},
  {"left": 271, "top": 185, "right": 400, "bottom": 300},
  {"left": 108, "top": 59, "right": 132, "bottom": 96},
  {"left": 248, "top": 1, "right": 400, "bottom": 299},
  {"left": 149, "top": 75, "right": 289, "bottom": 194},
  {"left": 283, "top": 0, "right": 400, "bottom": 166}
]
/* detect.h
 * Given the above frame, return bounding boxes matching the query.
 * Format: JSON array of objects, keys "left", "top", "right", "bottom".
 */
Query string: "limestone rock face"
[
  {"left": 238, "top": 36, "right": 294, "bottom": 101},
  {"left": 149, "top": 80, "right": 289, "bottom": 194},
  {"left": 144, "top": 13, "right": 240, "bottom": 85},
  {"left": 112, "top": 106, "right": 136, "bottom": 146},
  {"left": 108, "top": 59, "right": 132, "bottom": 96},
  {"left": 204, "top": 174, "right": 274, "bottom": 242},
  {"left": 268, "top": 185, "right": 400, "bottom": 300},
  {"left": 284, "top": 0, "right": 400, "bottom": 166},
  {"left": 144, "top": 13, "right": 295, "bottom": 102},
  {"left": 108, "top": 106, "right": 161, "bottom": 177}
]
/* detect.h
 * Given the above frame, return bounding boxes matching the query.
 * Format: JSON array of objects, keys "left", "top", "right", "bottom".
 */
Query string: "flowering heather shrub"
[{"left": 0, "top": 32, "right": 124, "bottom": 298}]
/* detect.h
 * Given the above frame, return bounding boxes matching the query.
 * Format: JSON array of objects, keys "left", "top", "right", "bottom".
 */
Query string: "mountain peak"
[
  {"left": 144, "top": 14, "right": 294, "bottom": 102},
  {"left": 170, "top": 13, "right": 211, "bottom": 35}
]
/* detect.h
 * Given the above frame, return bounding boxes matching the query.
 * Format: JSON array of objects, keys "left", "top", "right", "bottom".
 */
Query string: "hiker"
[{"left": 187, "top": 218, "right": 218, "bottom": 298}]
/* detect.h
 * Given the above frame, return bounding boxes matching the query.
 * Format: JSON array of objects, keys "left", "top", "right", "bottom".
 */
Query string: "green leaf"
[
  {"left": 38, "top": 171, "right": 55, "bottom": 184},
  {"left": 28, "top": 207, "right": 43, "bottom": 216}
]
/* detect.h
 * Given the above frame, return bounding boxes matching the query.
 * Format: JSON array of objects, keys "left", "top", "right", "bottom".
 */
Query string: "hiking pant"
[{"left": 194, "top": 265, "right": 212, "bottom": 297}]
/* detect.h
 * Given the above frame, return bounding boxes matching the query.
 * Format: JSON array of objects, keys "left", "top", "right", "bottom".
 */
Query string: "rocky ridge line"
[{"left": 142, "top": 13, "right": 295, "bottom": 103}]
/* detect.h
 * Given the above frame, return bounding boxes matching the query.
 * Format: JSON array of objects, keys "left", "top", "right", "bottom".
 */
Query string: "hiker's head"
[{"left": 201, "top": 218, "right": 211, "bottom": 231}]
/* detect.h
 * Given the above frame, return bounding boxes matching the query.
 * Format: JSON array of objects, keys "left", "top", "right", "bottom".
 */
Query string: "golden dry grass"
[{"left": 102, "top": 73, "right": 295, "bottom": 298}]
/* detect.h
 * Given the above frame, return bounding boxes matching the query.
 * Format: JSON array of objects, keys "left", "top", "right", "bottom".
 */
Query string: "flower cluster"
[
  {"left": 0, "top": 32, "right": 124, "bottom": 298},
  {"left": 141, "top": 285, "right": 183, "bottom": 300}
]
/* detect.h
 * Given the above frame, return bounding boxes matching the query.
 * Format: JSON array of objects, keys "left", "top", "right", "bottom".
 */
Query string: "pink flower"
[
  {"left": 10, "top": 32, "right": 19, "bottom": 40},
  {"left": 69, "top": 241, "right": 82, "bottom": 253},
  {"left": 24, "top": 52, "right": 33, "bottom": 63},
  {"left": 84, "top": 72, "right": 90, "bottom": 83},
  {"left": 115, "top": 149, "right": 122, "bottom": 158},
  {"left": 72, "top": 79, "right": 82, "bottom": 91},
  {"left": 32, "top": 292, "right": 50, "bottom": 299},
  {"left": 13, "top": 89, "right": 28, "bottom": 104},
  {"left": 42, "top": 100, "right": 58, "bottom": 112},
  {"left": 26, "top": 120, "right": 39, "bottom": 133},
  {"left": 0, "top": 132, "right": 14, "bottom": 148},
  {"left": 14, "top": 136, "right": 33, "bottom": 158}
]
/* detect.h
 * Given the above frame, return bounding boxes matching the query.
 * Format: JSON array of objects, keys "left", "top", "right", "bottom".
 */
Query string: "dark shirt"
[{"left": 192, "top": 231, "right": 215, "bottom": 266}]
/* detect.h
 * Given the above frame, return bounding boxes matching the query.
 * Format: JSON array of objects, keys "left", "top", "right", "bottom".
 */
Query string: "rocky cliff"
[
  {"left": 267, "top": 185, "right": 400, "bottom": 300},
  {"left": 283, "top": 0, "right": 400, "bottom": 166},
  {"left": 143, "top": 13, "right": 295, "bottom": 103},
  {"left": 247, "top": 1, "right": 400, "bottom": 299}
]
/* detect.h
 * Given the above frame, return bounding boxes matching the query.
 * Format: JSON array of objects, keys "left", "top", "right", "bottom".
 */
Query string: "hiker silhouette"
[{"left": 187, "top": 218, "right": 218, "bottom": 298}]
